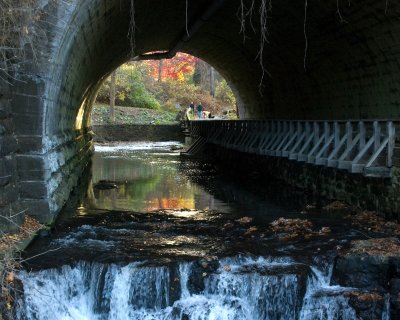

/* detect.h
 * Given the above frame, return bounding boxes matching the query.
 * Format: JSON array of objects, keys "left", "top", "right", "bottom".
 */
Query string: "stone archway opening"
[
  {"left": 3, "top": 0, "right": 400, "bottom": 224},
  {"left": 89, "top": 52, "right": 239, "bottom": 134}
]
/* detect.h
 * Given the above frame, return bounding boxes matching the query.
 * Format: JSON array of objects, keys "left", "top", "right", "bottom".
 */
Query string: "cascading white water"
[
  {"left": 201, "top": 256, "right": 302, "bottom": 320},
  {"left": 16, "top": 256, "right": 381, "bottom": 320},
  {"left": 179, "top": 262, "right": 192, "bottom": 299},
  {"left": 17, "top": 262, "right": 171, "bottom": 320},
  {"left": 298, "top": 265, "right": 357, "bottom": 320}
]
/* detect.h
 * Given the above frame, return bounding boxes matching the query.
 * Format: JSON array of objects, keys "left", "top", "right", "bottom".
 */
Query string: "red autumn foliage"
[{"left": 145, "top": 52, "right": 198, "bottom": 81}]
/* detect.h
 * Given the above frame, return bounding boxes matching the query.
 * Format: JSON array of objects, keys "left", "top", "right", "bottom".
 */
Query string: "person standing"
[
  {"left": 197, "top": 102, "right": 203, "bottom": 119},
  {"left": 189, "top": 102, "right": 195, "bottom": 120}
]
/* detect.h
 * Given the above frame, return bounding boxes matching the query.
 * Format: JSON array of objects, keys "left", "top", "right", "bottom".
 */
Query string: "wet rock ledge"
[{"left": 332, "top": 238, "right": 400, "bottom": 319}]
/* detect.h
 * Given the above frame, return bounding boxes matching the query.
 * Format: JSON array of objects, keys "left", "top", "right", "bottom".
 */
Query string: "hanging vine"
[
  {"left": 186, "top": 0, "right": 190, "bottom": 37},
  {"left": 336, "top": 0, "right": 348, "bottom": 23},
  {"left": 303, "top": 0, "right": 308, "bottom": 71},
  {"left": 127, "top": 0, "right": 136, "bottom": 57},
  {"left": 238, "top": 0, "right": 273, "bottom": 92},
  {"left": 238, "top": 0, "right": 256, "bottom": 43},
  {"left": 257, "top": 0, "right": 273, "bottom": 86}
]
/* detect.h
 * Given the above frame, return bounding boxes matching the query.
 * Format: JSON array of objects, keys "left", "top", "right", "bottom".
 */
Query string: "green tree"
[
  {"left": 215, "top": 79, "right": 236, "bottom": 106},
  {"left": 96, "top": 63, "right": 160, "bottom": 110},
  {"left": 129, "top": 65, "right": 160, "bottom": 110}
]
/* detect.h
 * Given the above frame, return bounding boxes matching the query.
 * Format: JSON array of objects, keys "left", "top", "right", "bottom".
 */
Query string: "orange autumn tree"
[{"left": 145, "top": 52, "right": 198, "bottom": 82}]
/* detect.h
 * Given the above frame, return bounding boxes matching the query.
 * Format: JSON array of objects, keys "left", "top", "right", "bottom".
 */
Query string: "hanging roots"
[
  {"left": 336, "top": 0, "right": 348, "bottom": 23},
  {"left": 127, "top": 0, "right": 136, "bottom": 57},
  {"left": 303, "top": 0, "right": 308, "bottom": 71},
  {"left": 256, "top": 0, "right": 273, "bottom": 90},
  {"left": 185, "top": 0, "right": 190, "bottom": 37},
  {"left": 238, "top": 0, "right": 272, "bottom": 93},
  {"left": 237, "top": 0, "right": 256, "bottom": 43}
]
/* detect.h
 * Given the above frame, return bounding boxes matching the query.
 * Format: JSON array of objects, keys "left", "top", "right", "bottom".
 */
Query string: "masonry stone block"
[
  {"left": 16, "top": 155, "right": 46, "bottom": 173},
  {"left": 0, "top": 125, "right": 6, "bottom": 136},
  {"left": 0, "top": 110, "right": 9, "bottom": 120},
  {"left": 0, "top": 136, "right": 19, "bottom": 156},
  {"left": 0, "top": 157, "right": 14, "bottom": 187},
  {"left": 20, "top": 199, "right": 53, "bottom": 225},
  {"left": 92, "top": 125, "right": 184, "bottom": 142},
  {"left": 0, "top": 99, "right": 11, "bottom": 120},
  {"left": 18, "top": 169, "right": 52, "bottom": 182},
  {"left": 0, "top": 175, "right": 11, "bottom": 187},
  {"left": 17, "top": 135, "right": 44, "bottom": 153},
  {"left": 12, "top": 94, "right": 45, "bottom": 116},
  {"left": 17, "top": 78, "right": 46, "bottom": 97},
  {"left": 0, "top": 185, "right": 19, "bottom": 206},
  {"left": 0, "top": 203, "right": 25, "bottom": 233},
  {"left": 19, "top": 181, "right": 48, "bottom": 199},
  {"left": 13, "top": 113, "right": 43, "bottom": 135}
]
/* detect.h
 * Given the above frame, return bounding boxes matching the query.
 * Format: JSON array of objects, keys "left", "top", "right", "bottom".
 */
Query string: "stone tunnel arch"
[{"left": 3, "top": 0, "right": 400, "bottom": 224}]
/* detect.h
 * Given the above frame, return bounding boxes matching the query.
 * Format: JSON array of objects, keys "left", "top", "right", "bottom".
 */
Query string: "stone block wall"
[
  {"left": 15, "top": 130, "right": 94, "bottom": 225},
  {"left": 206, "top": 144, "right": 400, "bottom": 219},
  {"left": 92, "top": 125, "right": 185, "bottom": 143},
  {"left": 0, "top": 86, "right": 24, "bottom": 232}
]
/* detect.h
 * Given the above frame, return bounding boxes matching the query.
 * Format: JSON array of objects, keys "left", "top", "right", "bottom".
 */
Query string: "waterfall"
[
  {"left": 16, "top": 256, "right": 387, "bottom": 320},
  {"left": 17, "top": 262, "right": 171, "bottom": 320},
  {"left": 179, "top": 262, "right": 192, "bottom": 299},
  {"left": 298, "top": 265, "right": 357, "bottom": 320}
]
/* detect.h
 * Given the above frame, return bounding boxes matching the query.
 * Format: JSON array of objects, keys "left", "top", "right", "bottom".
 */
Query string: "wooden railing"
[{"left": 188, "top": 120, "right": 397, "bottom": 177}]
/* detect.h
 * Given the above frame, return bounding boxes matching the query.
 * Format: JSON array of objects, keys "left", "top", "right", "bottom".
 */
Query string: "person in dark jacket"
[{"left": 197, "top": 102, "right": 203, "bottom": 119}]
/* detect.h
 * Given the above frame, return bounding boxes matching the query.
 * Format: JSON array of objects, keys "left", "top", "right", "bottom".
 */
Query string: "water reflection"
[
  {"left": 23, "top": 141, "right": 356, "bottom": 270},
  {"left": 83, "top": 142, "right": 228, "bottom": 213}
]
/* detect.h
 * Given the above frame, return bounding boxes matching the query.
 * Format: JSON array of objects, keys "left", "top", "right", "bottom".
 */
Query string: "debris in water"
[
  {"left": 244, "top": 226, "right": 258, "bottom": 236},
  {"left": 223, "top": 265, "right": 231, "bottom": 272},
  {"left": 348, "top": 210, "right": 400, "bottom": 236},
  {"left": 270, "top": 218, "right": 313, "bottom": 234},
  {"left": 236, "top": 216, "right": 253, "bottom": 224},
  {"left": 322, "top": 200, "right": 356, "bottom": 215},
  {"left": 319, "top": 227, "right": 332, "bottom": 234}
]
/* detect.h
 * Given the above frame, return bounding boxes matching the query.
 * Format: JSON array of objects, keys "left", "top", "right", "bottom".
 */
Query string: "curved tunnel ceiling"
[{"left": 41, "top": 0, "right": 400, "bottom": 137}]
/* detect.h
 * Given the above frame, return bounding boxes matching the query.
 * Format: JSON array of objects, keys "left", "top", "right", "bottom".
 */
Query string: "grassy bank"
[{"left": 91, "top": 104, "right": 179, "bottom": 125}]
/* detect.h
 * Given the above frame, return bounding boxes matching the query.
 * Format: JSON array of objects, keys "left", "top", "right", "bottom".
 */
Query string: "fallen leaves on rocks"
[{"left": 346, "top": 238, "right": 400, "bottom": 256}]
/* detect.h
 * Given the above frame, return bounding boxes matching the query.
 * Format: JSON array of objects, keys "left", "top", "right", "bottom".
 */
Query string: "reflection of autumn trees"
[
  {"left": 88, "top": 154, "right": 200, "bottom": 212},
  {"left": 147, "top": 198, "right": 195, "bottom": 211}
]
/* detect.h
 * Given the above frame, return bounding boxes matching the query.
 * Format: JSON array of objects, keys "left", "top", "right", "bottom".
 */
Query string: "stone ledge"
[
  {"left": 92, "top": 124, "right": 184, "bottom": 142},
  {"left": 205, "top": 144, "right": 400, "bottom": 218}
]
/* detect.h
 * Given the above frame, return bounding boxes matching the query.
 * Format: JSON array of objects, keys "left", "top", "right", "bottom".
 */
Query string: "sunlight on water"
[{"left": 95, "top": 141, "right": 181, "bottom": 152}]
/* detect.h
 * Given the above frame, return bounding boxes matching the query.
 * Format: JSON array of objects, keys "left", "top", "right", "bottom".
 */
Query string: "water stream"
[
  {"left": 15, "top": 142, "right": 388, "bottom": 319},
  {"left": 17, "top": 257, "right": 358, "bottom": 320}
]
